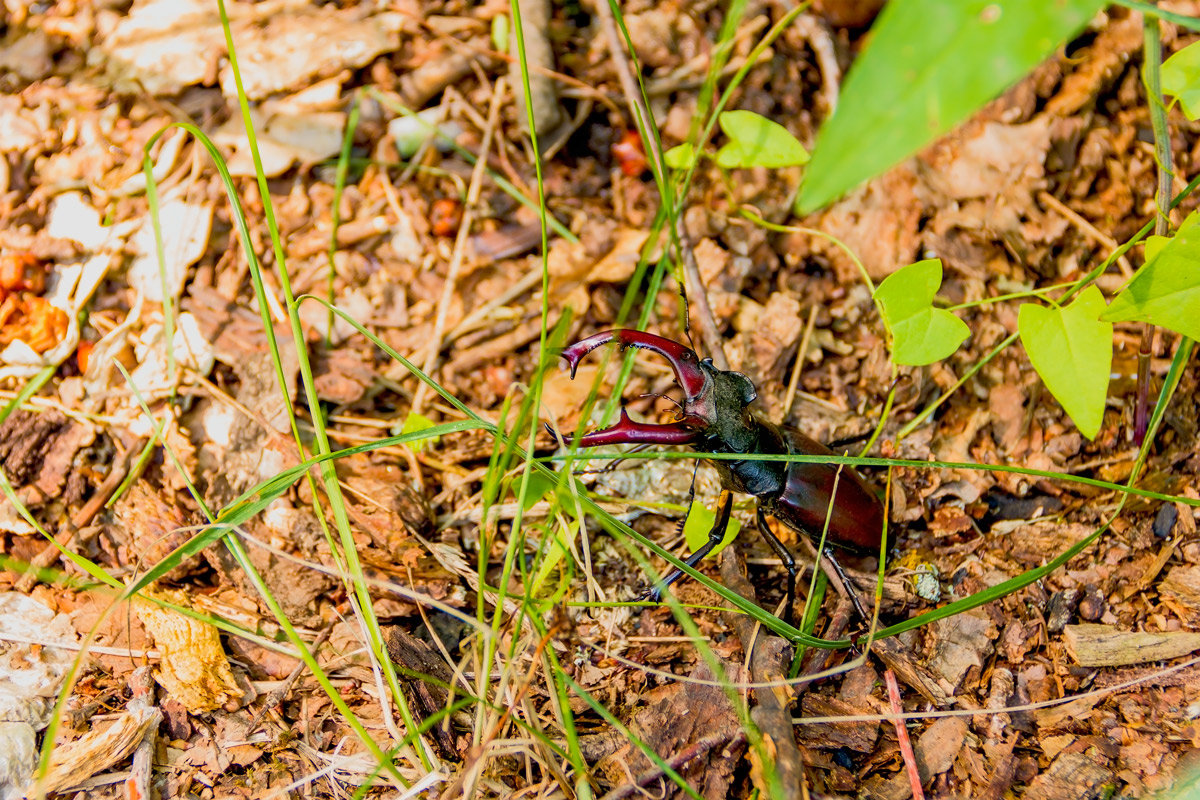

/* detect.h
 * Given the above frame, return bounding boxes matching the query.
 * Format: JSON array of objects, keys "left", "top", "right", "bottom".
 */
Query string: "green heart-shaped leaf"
[
  {"left": 1018, "top": 286, "right": 1112, "bottom": 439},
  {"left": 1101, "top": 222, "right": 1200, "bottom": 340},
  {"left": 875, "top": 259, "right": 969, "bottom": 365},
  {"left": 400, "top": 411, "right": 439, "bottom": 452},
  {"left": 715, "top": 110, "right": 809, "bottom": 169},
  {"left": 1163, "top": 40, "right": 1200, "bottom": 121},
  {"left": 664, "top": 142, "right": 697, "bottom": 170},
  {"left": 684, "top": 502, "right": 742, "bottom": 558}
]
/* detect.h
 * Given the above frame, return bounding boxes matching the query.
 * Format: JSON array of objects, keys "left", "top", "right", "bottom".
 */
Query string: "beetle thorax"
[{"left": 686, "top": 362, "right": 759, "bottom": 453}]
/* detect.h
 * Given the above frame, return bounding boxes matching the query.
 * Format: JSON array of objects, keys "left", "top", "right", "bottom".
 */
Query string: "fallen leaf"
[{"left": 135, "top": 588, "right": 244, "bottom": 713}]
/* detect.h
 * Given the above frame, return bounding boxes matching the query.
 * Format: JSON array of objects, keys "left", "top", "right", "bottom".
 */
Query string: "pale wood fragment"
[{"left": 1063, "top": 623, "right": 1200, "bottom": 667}]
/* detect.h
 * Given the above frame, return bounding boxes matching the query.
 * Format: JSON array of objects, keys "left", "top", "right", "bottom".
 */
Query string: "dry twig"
[{"left": 719, "top": 546, "right": 805, "bottom": 800}]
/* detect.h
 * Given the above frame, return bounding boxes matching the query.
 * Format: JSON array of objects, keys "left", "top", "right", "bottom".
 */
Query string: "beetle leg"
[
  {"left": 820, "top": 549, "right": 872, "bottom": 624},
  {"left": 755, "top": 507, "right": 799, "bottom": 626},
  {"left": 639, "top": 490, "right": 733, "bottom": 603}
]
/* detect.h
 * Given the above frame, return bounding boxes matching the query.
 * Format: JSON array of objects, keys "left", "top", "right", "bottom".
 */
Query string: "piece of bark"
[
  {"left": 1160, "top": 564, "right": 1200, "bottom": 625},
  {"left": 720, "top": 548, "right": 804, "bottom": 800},
  {"left": 871, "top": 637, "right": 952, "bottom": 707},
  {"left": 794, "top": 694, "right": 880, "bottom": 752},
  {"left": 1045, "top": 588, "right": 1080, "bottom": 634},
  {"left": 1034, "top": 693, "right": 1104, "bottom": 731},
  {"left": 399, "top": 45, "right": 477, "bottom": 109},
  {"left": 977, "top": 733, "right": 1019, "bottom": 800},
  {"left": 508, "top": 0, "right": 563, "bottom": 142},
  {"left": 0, "top": 409, "right": 94, "bottom": 506},
  {"left": 386, "top": 628, "right": 458, "bottom": 760},
  {"left": 1023, "top": 752, "right": 1113, "bottom": 800},
  {"left": 31, "top": 670, "right": 162, "bottom": 797}
]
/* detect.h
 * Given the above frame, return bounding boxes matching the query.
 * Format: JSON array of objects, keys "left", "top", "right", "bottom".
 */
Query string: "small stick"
[
  {"left": 17, "top": 440, "right": 140, "bottom": 593},
  {"left": 411, "top": 76, "right": 507, "bottom": 417},
  {"left": 885, "top": 669, "right": 925, "bottom": 800},
  {"left": 124, "top": 666, "right": 162, "bottom": 800},
  {"left": 720, "top": 546, "right": 805, "bottom": 800},
  {"left": 1037, "top": 192, "right": 1133, "bottom": 277},
  {"left": 595, "top": 0, "right": 728, "bottom": 369},
  {"left": 797, "top": 598, "right": 852, "bottom": 678},
  {"left": 246, "top": 622, "right": 336, "bottom": 734},
  {"left": 598, "top": 730, "right": 747, "bottom": 800},
  {"left": 782, "top": 304, "right": 819, "bottom": 422}
]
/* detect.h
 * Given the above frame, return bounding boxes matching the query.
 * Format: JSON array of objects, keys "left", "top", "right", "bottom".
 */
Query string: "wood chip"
[{"left": 1063, "top": 624, "right": 1200, "bottom": 668}]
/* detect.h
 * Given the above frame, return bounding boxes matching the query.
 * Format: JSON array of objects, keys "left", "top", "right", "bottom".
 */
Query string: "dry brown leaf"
[
  {"left": 1023, "top": 751, "right": 1113, "bottom": 800},
  {"left": 126, "top": 199, "right": 214, "bottom": 301},
  {"left": 863, "top": 715, "right": 969, "bottom": 800},
  {"left": 811, "top": 163, "right": 922, "bottom": 280},
  {"left": 922, "top": 118, "right": 1052, "bottom": 205},
  {"left": 926, "top": 608, "right": 997, "bottom": 691},
  {"left": 135, "top": 588, "right": 243, "bottom": 713},
  {"left": 540, "top": 365, "right": 600, "bottom": 431},
  {"left": 96, "top": 0, "right": 405, "bottom": 99},
  {"left": 1045, "top": 15, "right": 1143, "bottom": 117}
]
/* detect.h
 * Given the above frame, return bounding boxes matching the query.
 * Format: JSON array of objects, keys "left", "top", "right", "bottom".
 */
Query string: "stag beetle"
[{"left": 558, "top": 329, "right": 886, "bottom": 623}]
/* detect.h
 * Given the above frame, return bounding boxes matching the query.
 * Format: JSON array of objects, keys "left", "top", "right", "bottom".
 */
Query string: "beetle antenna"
[
  {"left": 670, "top": 460, "right": 701, "bottom": 540},
  {"left": 638, "top": 392, "right": 683, "bottom": 410},
  {"left": 826, "top": 431, "right": 872, "bottom": 450}
]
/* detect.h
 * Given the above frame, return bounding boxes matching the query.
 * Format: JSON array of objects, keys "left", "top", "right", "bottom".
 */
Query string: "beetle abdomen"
[{"left": 767, "top": 427, "right": 885, "bottom": 553}]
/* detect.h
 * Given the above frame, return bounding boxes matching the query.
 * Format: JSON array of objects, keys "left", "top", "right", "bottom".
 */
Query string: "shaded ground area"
[{"left": 1, "top": 1, "right": 1199, "bottom": 798}]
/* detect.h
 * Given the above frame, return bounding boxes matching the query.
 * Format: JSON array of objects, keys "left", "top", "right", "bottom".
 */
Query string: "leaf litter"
[{"left": 0, "top": 1, "right": 1198, "bottom": 799}]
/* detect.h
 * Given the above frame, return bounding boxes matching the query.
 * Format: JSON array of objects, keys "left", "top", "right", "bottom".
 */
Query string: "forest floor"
[{"left": 1, "top": 1, "right": 1200, "bottom": 798}]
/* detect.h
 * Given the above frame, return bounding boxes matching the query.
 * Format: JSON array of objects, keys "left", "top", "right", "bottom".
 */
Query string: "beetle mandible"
[{"left": 559, "top": 329, "right": 886, "bottom": 623}]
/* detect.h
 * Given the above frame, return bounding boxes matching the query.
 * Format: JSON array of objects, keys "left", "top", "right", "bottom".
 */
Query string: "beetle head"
[{"left": 558, "top": 330, "right": 758, "bottom": 449}]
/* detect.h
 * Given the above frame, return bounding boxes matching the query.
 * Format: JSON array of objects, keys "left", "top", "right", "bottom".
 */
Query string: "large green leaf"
[
  {"left": 874, "top": 259, "right": 969, "bottom": 366},
  {"left": 797, "top": 0, "right": 1103, "bottom": 213},
  {"left": 1018, "top": 286, "right": 1112, "bottom": 439},
  {"left": 1100, "top": 223, "right": 1200, "bottom": 340}
]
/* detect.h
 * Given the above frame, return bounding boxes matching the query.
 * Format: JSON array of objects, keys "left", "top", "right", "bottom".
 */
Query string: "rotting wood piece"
[{"left": 386, "top": 627, "right": 459, "bottom": 760}]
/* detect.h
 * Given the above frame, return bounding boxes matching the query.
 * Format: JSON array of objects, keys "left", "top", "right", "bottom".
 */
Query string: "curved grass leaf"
[
  {"left": 1018, "top": 286, "right": 1112, "bottom": 439},
  {"left": 875, "top": 258, "right": 969, "bottom": 365},
  {"left": 797, "top": 0, "right": 1103, "bottom": 213}
]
